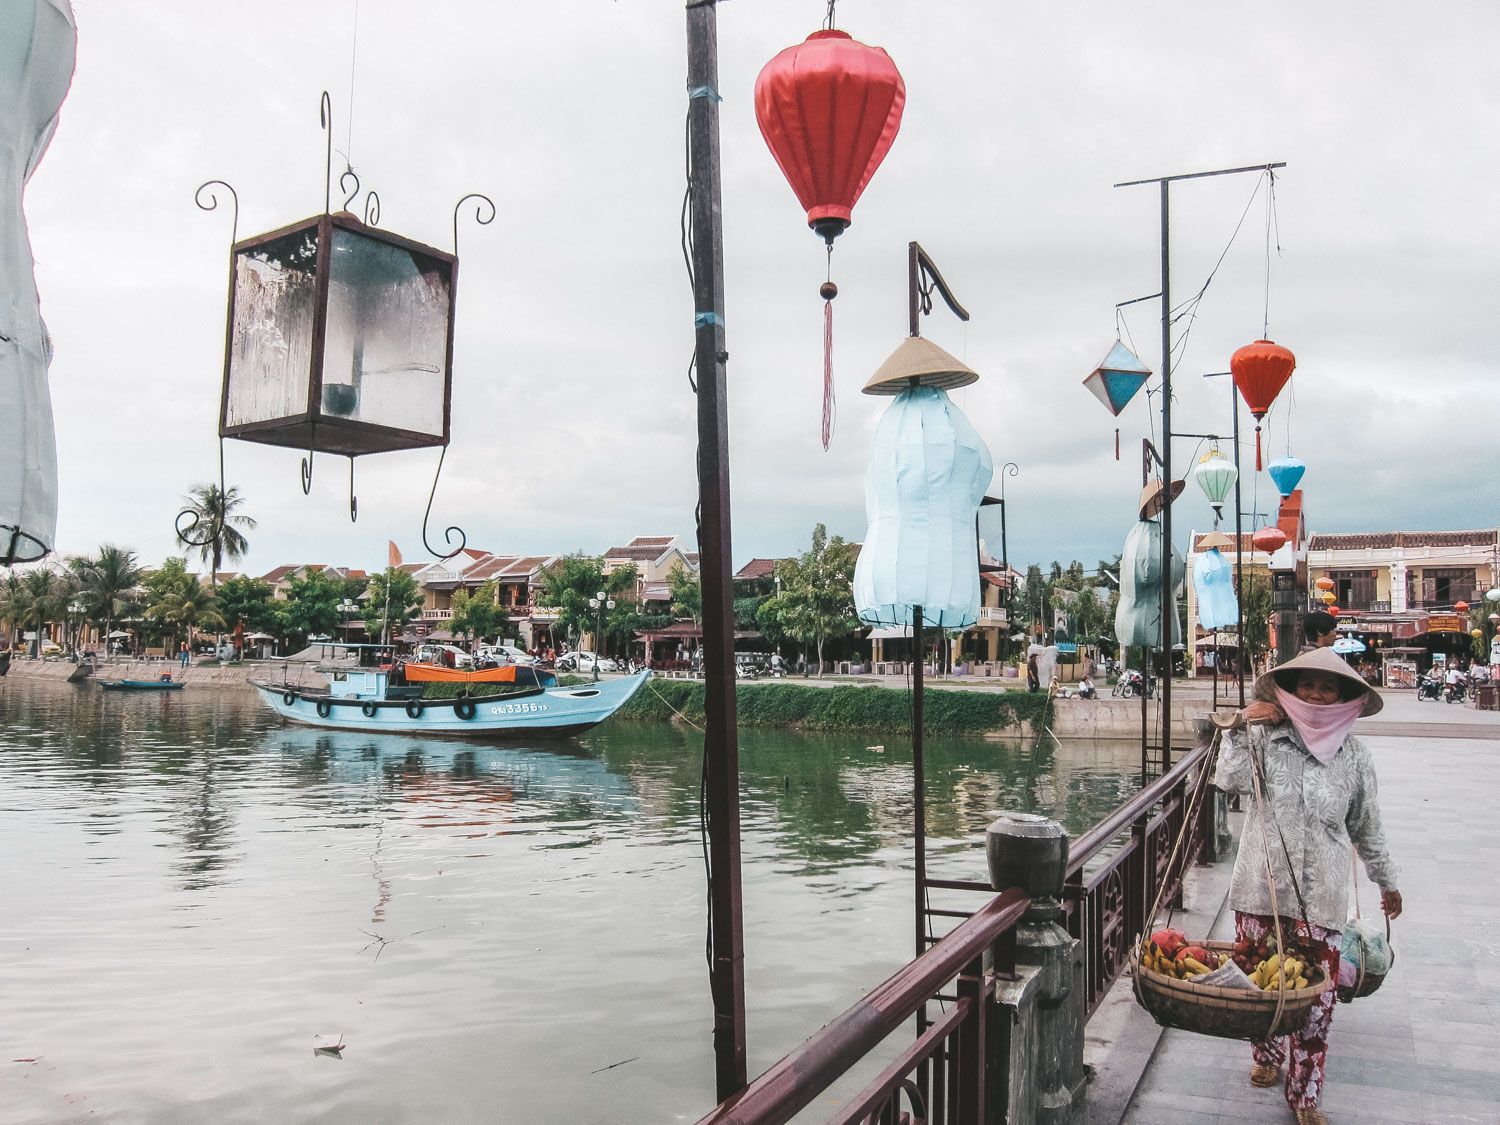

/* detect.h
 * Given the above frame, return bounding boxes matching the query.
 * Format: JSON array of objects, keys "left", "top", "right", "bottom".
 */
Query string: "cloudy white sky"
[{"left": 24, "top": 0, "right": 1500, "bottom": 577}]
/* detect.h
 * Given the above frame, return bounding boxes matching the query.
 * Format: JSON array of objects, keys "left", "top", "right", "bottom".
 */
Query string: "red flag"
[{"left": 387, "top": 541, "right": 403, "bottom": 569}]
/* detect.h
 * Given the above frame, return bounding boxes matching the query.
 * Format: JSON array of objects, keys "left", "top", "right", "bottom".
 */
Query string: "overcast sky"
[{"left": 25, "top": 0, "right": 1500, "bottom": 577}]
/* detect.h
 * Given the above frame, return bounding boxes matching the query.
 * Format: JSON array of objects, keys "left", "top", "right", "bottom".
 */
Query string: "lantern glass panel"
[
  {"left": 225, "top": 227, "right": 320, "bottom": 429},
  {"left": 321, "top": 228, "right": 451, "bottom": 440}
]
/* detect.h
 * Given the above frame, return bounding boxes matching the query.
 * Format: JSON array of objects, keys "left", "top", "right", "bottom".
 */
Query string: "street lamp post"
[
  {"left": 998, "top": 462, "right": 1018, "bottom": 622},
  {"left": 337, "top": 598, "right": 357, "bottom": 648},
  {"left": 588, "top": 590, "right": 614, "bottom": 683}
]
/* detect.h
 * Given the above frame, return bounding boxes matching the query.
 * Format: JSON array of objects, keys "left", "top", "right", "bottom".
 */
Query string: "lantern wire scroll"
[{"left": 176, "top": 179, "right": 240, "bottom": 552}]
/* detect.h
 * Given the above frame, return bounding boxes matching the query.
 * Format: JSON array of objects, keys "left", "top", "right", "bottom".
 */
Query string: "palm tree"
[
  {"left": 19, "top": 567, "right": 64, "bottom": 656},
  {"left": 0, "top": 571, "right": 24, "bottom": 651},
  {"left": 177, "top": 484, "right": 257, "bottom": 589},
  {"left": 76, "top": 544, "right": 144, "bottom": 655},
  {"left": 146, "top": 574, "right": 226, "bottom": 654}
]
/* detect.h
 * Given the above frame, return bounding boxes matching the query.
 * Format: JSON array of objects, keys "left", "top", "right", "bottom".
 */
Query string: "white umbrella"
[
  {"left": 1332, "top": 636, "right": 1367, "bottom": 655},
  {"left": 107, "top": 630, "right": 131, "bottom": 639}
]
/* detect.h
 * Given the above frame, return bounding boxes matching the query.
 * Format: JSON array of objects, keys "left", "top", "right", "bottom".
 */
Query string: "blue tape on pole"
[
  {"left": 694, "top": 311, "right": 723, "bottom": 327},
  {"left": 687, "top": 85, "right": 722, "bottom": 103}
]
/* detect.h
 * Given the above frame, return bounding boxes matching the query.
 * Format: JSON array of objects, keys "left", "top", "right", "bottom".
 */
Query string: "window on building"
[
  {"left": 1331, "top": 569, "right": 1377, "bottom": 610},
  {"left": 1407, "top": 568, "right": 1476, "bottom": 608}
]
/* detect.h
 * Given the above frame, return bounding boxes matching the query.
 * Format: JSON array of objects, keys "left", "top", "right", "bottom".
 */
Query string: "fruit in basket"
[
  {"left": 1249, "top": 953, "right": 1308, "bottom": 990},
  {"left": 1150, "top": 928, "right": 1188, "bottom": 958}
]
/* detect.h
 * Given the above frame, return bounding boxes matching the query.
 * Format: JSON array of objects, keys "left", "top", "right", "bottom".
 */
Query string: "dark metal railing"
[{"left": 695, "top": 889, "right": 1030, "bottom": 1125}]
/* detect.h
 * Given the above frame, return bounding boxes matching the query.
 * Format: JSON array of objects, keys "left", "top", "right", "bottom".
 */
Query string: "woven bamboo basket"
[
  {"left": 1135, "top": 941, "right": 1327, "bottom": 1041},
  {"left": 1336, "top": 926, "right": 1393, "bottom": 1004}
]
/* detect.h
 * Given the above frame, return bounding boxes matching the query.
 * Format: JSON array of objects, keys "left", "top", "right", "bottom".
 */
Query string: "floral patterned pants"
[{"left": 1234, "top": 911, "right": 1341, "bottom": 1110}]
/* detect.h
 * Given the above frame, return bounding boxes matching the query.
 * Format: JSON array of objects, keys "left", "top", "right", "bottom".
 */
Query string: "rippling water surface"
[{"left": 0, "top": 679, "right": 1141, "bottom": 1123}]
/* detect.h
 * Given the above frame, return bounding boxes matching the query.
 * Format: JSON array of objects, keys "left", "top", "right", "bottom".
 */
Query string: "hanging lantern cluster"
[
  {"left": 755, "top": 23, "right": 905, "bottom": 450},
  {"left": 1231, "top": 339, "right": 1296, "bottom": 471},
  {"left": 1192, "top": 448, "right": 1237, "bottom": 526}
]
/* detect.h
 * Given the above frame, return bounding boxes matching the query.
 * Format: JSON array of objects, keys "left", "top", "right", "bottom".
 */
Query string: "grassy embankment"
[{"left": 616, "top": 679, "right": 1052, "bottom": 736}]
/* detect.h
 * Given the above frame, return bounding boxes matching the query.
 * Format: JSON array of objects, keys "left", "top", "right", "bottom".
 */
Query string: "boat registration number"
[{"left": 489, "top": 702, "right": 548, "bottom": 715}]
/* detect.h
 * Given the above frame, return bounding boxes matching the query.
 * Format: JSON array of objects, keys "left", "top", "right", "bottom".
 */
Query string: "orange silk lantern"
[
  {"left": 1230, "top": 339, "right": 1296, "bottom": 471},
  {"left": 1315, "top": 576, "right": 1335, "bottom": 592},
  {"left": 1455, "top": 600, "right": 1470, "bottom": 612},
  {"left": 1252, "top": 526, "right": 1287, "bottom": 555},
  {"left": 756, "top": 27, "right": 905, "bottom": 450}
]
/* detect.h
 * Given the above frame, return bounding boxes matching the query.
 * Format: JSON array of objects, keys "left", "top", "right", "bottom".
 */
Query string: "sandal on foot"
[
  {"left": 1293, "top": 1108, "right": 1327, "bottom": 1124},
  {"left": 1250, "top": 1063, "right": 1281, "bottom": 1087}
]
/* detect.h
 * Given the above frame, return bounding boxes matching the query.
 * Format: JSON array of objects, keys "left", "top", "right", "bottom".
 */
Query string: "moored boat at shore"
[
  {"left": 251, "top": 666, "right": 649, "bottom": 739},
  {"left": 98, "top": 677, "right": 185, "bottom": 692}
]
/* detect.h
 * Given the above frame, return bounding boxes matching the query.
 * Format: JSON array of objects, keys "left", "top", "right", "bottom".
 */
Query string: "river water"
[{"left": 0, "top": 679, "right": 1142, "bottom": 1124}]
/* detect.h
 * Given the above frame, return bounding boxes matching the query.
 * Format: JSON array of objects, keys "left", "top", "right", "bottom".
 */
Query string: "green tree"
[
  {"left": 279, "top": 568, "right": 347, "bottom": 642},
  {"left": 216, "top": 576, "right": 278, "bottom": 635},
  {"left": 536, "top": 555, "right": 637, "bottom": 649},
  {"left": 667, "top": 561, "right": 702, "bottom": 626},
  {"left": 176, "top": 483, "right": 257, "bottom": 589},
  {"left": 145, "top": 571, "right": 225, "bottom": 651},
  {"left": 1240, "top": 570, "right": 1272, "bottom": 664},
  {"left": 75, "top": 544, "right": 144, "bottom": 651},
  {"left": 451, "top": 583, "right": 503, "bottom": 647},
  {"left": 18, "top": 567, "right": 67, "bottom": 655},
  {"left": 363, "top": 567, "right": 424, "bottom": 644},
  {"left": 758, "top": 524, "right": 858, "bottom": 674},
  {"left": 0, "top": 571, "right": 24, "bottom": 649}
]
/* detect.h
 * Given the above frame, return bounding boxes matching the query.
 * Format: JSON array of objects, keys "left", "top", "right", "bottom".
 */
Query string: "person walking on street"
[{"left": 1213, "top": 648, "right": 1402, "bottom": 1124}]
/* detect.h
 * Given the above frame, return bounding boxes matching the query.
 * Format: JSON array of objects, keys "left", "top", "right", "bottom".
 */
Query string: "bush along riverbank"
[{"left": 618, "top": 679, "right": 1053, "bottom": 737}]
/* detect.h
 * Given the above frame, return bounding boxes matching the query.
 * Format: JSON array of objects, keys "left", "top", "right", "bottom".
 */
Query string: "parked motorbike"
[
  {"left": 1110, "top": 670, "right": 1156, "bottom": 699},
  {"left": 1417, "top": 678, "right": 1442, "bottom": 701}
]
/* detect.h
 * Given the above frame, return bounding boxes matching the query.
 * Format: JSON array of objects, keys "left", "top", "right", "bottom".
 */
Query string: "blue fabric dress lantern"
[
  {"left": 854, "top": 337, "right": 993, "bottom": 629},
  {"left": 1193, "top": 532, "right": 1239, "bottom": 631},
  {"left": 1115, "top": 480, "right": 1186, "bottom": 648}
]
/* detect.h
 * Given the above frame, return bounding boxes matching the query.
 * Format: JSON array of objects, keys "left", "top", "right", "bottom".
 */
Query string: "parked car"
[
  {"left": 411, "top": 643, "right": 474, "bottom": 669},
  {"left": 475, "top": 643, "right": 537, "bottom": 666},
  {"left": 556, "top": 651, "right": 618, "bottom": 674}
]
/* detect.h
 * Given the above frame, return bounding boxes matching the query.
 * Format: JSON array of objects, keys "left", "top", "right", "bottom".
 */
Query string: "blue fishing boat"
[
  {"left": 98, "top": 677, "right": 185, "bottom": 692},
  {"left": 250, "top": 666, "right": 649, "bottom": 739}
]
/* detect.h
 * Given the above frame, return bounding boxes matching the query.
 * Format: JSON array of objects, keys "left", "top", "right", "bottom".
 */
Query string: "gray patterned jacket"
[{"left": 1214, "top": 723, "right": 1398, "bottom": 932}]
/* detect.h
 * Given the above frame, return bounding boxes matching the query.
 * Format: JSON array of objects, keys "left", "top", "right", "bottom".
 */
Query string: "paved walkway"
[{"left": 1124, "top": 699, "right": 1500, "bottom": 1123}]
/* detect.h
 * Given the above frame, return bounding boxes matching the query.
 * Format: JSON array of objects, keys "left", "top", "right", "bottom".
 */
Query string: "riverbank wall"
[{"left": 4, "top": 659, "right": 1209, "bottom": 739}]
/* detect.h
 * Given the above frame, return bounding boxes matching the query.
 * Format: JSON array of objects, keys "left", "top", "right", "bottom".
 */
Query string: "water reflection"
[{"left": 0, "top": 678, "right": 1144, "bottom": 1124}]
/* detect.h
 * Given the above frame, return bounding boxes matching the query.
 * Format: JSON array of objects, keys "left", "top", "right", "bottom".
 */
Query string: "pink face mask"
[{"left": 1273, "top": 685, "right": 1364, "bottom": 764}]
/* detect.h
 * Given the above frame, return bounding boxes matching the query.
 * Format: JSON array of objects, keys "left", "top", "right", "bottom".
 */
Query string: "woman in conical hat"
[{"left": 1214, "top": 648, "right": 1402, "bottom": 1124}]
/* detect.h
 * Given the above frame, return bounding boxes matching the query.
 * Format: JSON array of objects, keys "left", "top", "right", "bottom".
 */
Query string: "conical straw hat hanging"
[{"left": 863, "top": 336, "right": 979, "bottom": 395}]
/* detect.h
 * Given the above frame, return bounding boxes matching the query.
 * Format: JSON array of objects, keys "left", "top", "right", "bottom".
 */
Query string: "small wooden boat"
[
  {"left": 98, "top": 676, "right": 185, "bottom": 692},
  {"left": 251, "top": 666, "right": 649, "bottom": 739}
]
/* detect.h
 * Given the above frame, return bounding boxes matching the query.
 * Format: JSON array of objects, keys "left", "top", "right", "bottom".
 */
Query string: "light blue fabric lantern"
[
  {"left": 1267, "top": 457, "right": 1305, "bottom": 498},
  {"left": 1114, "top": 482, "right": 1185, "bottom": 649},
  {"left": 0, "top": 0, "right": 74, "bottom": 564},
  {"left": 1193, "top": 546, "right": 1238, "bottom": 631},
  {"left": 854, "top": 384, "right": 993, "bottom": 628}
]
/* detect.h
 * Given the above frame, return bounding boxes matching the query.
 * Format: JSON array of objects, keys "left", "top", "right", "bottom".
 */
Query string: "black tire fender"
[
  {"left": 454, "top": 698, "right": 477, "bottom": 721},
  {"left": 316, "top": 700, "right": 332, "bottom": 718},
  {"left": 283, "top": 691, "right": 297, "bottom": 706},
  {"left": 406, "top": 701, "right": 424, "bottom": 719},
  {"left": 361, "top": 702, "right": 378, "bottom": 717}
]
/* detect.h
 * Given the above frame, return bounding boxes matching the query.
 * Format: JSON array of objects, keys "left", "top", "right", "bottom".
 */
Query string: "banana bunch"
[
  {"left": 1140, "top": 939, "right": 1220, "bottom": 979},
  {"left": 1248, "top": 952, "right": 1310, "bottom": 991}
]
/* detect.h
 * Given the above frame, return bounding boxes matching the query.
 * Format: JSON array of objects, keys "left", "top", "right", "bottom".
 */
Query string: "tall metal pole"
[
  {"left": 999, "top": 462, "right": 1018, "bottom": 625},
  {"left": 686, "top": 0, "right": 746, "bottom": 1100},
  {"left": 912, "top": 604, "right": 926, "bottom": 960},
  {"left": 1157, "top": 181, "right": 1173, "bottom": 773},
  {"left": 1232, "top": 384, "right": 1246, "bottom": 706}
]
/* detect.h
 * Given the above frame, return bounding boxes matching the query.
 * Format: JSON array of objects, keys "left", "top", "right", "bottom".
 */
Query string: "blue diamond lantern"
[
  {"left": 1083, "top": 341, "right": 1151, "bottom": 416},
  {"left": 1267, "top": 457, "right": 1305, "bottom": 497}
]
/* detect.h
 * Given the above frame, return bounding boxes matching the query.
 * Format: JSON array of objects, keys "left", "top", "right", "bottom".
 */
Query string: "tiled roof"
[
  {"left": 684, "top": 552, "right": 699, "bottom": 566},
  {"left": 627, "top": 536, "right": 675, "bottom": 548},
  {"left": 605, "top": 545, "right": 672, "bottom": 561},
  {"left": 641, "top": 582, "right": 671, "bottom": 602},
  {"left": 1308, "top": 529, "right": 1498, "bottom": 551},
  {"left": 735, "top": 558, "right": 781, "bottom": 580}
]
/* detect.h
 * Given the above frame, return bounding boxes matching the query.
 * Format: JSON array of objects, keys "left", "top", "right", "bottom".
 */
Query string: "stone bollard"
[{"left": 987, "top": 813, "right": 1087, "bottom": 1124}]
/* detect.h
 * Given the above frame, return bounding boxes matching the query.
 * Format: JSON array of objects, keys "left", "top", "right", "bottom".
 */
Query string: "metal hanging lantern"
[
  {"left": 1192, "top": 449, "right": 1237, "bottom": 525},
  {"left": 1251, "top": 526, "right": 1287, "bottom": 555},
  {"left": 1267, "top": 456, "right": 1305, "bottom": 498},
  {"left": 1231, "top": 339, "right": 1296, "bottom": 471},
  {"left": 192, "top": 93, "right": 494, "bottom": 559},
  {"left": 1083, "top": 340, "right": 1151, "bottom": 460},
  {"left": 755, "top": 23, "right": 904, "bottom": 450}
]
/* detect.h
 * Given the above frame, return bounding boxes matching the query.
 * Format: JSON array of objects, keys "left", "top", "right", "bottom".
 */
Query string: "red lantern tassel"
[
  {"left": 1254, "top": 425, "right": 1263, "bottom": 472},
  {"left": 821, "top": 297, "right": 835, "bottom": 451},
  {"left": 1114, "top": 427, "right": 1120, "bottom": 461}
]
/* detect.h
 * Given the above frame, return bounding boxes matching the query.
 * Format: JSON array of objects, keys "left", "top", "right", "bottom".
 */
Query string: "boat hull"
[
  {"left": 251, "top": 672, "right": 649, "bottom": 739},
  {"left": 98, "top": 679, "right": 185, "bottom": 692}
]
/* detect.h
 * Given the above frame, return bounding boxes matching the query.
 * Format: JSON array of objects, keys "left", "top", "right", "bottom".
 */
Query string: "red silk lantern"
[
  {"left": 1328, "top": 605, "right": 1341, "bottom": 617},
  {"left": 756, "top": 28, "right": 905, "bottom": 450},
  {"left": 1252, "top": 526, "right": 1287, "bottom": 554},
  {"left": 1456, "top": 600, "right": 1470, "bottom": 612},
  {"left": 1230, "top": 339, "right": 1296, "bottom": 471}
]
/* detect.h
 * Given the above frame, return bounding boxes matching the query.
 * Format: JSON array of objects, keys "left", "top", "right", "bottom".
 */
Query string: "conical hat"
[
  {"left": 1138, "top": 478, "right": 1185, "bottom": 520},
  {"left": 1254, "top": 647, "right": 1383, "bottom": 717},
  {"left": 863, "top": 335, "right": 979, "bottom": 395}
]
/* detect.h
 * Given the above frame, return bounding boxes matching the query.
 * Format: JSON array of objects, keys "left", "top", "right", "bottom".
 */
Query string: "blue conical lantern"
[
  {"left": 1267, "top": 457, "right": 1305, "bottom": 498},
  {"left": 1082, "top": 341, "right": 1151, "bottom": 416}
]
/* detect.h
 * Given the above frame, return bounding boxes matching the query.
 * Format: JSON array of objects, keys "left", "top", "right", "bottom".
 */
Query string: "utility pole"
[{"left": 685, "top": 0, "right": 746, "bottom": 1101}]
